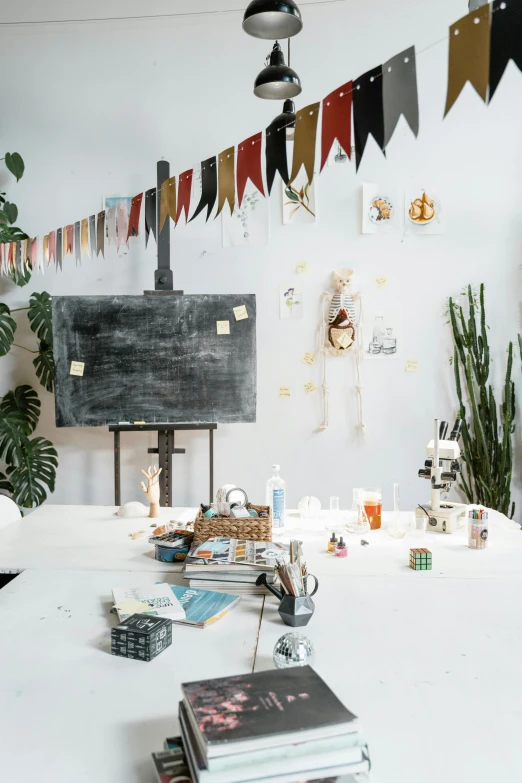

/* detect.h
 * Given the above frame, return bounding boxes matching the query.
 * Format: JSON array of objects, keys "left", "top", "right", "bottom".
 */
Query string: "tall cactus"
[{"left": 448, "top": 284, "right": 515, "bottom": 518}]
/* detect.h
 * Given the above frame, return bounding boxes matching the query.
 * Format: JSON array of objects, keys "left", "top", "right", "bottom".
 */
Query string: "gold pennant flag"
[
  {"left": 444, "top": 5, "right": 491, "bottom": 117},
  {"left": 159, "top": 177, "right": 177, "bottom": 232},
  {"left": 62, "top": 226, "right": 68, "bottom": 259},
  {"left": 290, "top": 102, "right": 320, "bottom": 185},
  {"left": 81, "top": 218, "right": 89, "bottom": 258},
  {"left": 43, "top": 234, "right": 49, "bottom": 263},
  {"left": 216, "top": 146, "right": 235, "bottom": 217}
]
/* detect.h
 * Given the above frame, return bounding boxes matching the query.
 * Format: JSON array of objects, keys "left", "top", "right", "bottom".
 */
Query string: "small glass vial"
[
  {"left": 468, "top": 509, "right": 488, "bottom": 549},
  {"left": 335, "top": 536, "right": 348, "bottom": 557},
  {"left": 327, "top": 532, "right": 338, "bottom": 553}
]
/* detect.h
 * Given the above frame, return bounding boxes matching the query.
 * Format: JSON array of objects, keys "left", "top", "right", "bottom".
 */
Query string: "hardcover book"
[
  {"left": 167, "top": 584, "right": 240, "bottom": 628},
  {"left": 182, "top": 666, "right": 357, "bottom": 757}
]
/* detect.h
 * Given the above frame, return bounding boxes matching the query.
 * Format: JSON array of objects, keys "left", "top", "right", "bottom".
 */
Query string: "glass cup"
[
  {"left": 330, "top": 496, "right": 340, "bottom": 523},
  {"left": 362, "top": 488, "right": 382, "bottom": 530},
  {"left": 346, "top": 489, "right": 370, "bottom": 534}
]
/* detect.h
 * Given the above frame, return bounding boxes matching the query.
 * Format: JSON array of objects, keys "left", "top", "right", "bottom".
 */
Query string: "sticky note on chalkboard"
[
  {"left": 304, "top": 381, "right": 317, "bottom": 395},
  {"left": 296, "top": 261, "right": 309, "bottom": 274},
  {"left": 405, "top": 360, "right": 418, "bottom": 373},
  {"left": 233, "top": 305, "right": 248, "bottom": 321},
  {"left": 70, "top": 361, "right": 85, "bottom": 377},
  {"left": 216, "top": 321, "right": 230, "bottom": 335},
  {"left": 376, "top": 276, "right": 388, "bottom": 289},
  {"left": 302, "top": 352, "right": 315, "bottom": 366},
  {"left": 279, "top": 386, "right": 291, "bottom": 398}
]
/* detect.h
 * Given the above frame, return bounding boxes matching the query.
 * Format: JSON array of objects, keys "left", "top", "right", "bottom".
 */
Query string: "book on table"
[
  {"left": 166, "top": 584, "right": 240, "bottom": 628},
  {"left": 111, "top": 583, "right": 185, "bottom": 622},
  {"left": 178, "top": 666, "right": 370, "bottom": 783}
]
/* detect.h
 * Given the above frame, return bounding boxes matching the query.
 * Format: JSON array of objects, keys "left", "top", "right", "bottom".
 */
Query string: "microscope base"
[{"left": 416, "top": 502, "right": 467, "bottom": 534}]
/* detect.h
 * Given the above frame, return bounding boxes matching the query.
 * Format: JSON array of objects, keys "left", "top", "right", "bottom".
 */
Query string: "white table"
[{"left": 0, "top": 505, "right": 521, "bottom": 783}]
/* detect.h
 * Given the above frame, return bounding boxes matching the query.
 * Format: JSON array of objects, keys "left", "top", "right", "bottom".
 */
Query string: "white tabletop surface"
[{"left": 0, "top": 504, "right": 521, "bottom": 783}]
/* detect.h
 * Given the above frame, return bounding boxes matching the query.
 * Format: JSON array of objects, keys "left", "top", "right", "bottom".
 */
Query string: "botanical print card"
[
  {"left": 282, "top": 171, "right": 316, "bottom": 225},
  {"left": 404, "top": 187, "right": 444, "bottom": 235},
  {"left": 222, "top": 184, "right": 269, "bottom": 247},
  {"left": 280, "top": 286, "right": 303, "bottom": 320},
  {"left": 327, "top": 139, "right": 351, "bottom": 166},
  {"left": 362, "top": 183, "right": 397, "bottom": 234}
]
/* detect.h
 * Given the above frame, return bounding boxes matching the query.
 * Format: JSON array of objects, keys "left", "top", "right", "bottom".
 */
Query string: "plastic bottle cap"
[
  {"left": 272, "top": 464, "right": 280, "bottom": 471},
  {"left": 338, "top": 537, "right": 346, "bottom": 548},
  {"left": 330, "top": 533, "right": 338, "bottom": 543}
]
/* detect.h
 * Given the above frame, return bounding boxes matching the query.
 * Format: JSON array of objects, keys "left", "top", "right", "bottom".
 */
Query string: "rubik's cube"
[{"left": 409, "top": 548, "right": 432, "bottom": 570}]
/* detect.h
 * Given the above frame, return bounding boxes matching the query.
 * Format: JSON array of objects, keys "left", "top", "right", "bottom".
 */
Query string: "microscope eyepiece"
[{"left": 449, "top": 418, "right": 463, "bottom": 442}]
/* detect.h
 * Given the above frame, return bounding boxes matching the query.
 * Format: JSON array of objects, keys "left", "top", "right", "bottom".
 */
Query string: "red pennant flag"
[
  {"left": 127, "top": 193, "right": 143, "bottom": 241},
  {"left": 237, "top": 132, "right": 265, "bottom": 207},
  {"left": 321, "top": 81, "right": 353, "bottom": 171},
  {"left": 176, "top": 169, "right": 193, "bottom": 224}
]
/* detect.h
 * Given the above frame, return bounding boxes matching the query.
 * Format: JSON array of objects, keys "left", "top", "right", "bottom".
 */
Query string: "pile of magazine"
[
  {"left": 182, "top": 538, "right": 290, "bottom": 595},
  {"left": 175, "top": 666, "right": 371, "bottom": 783}
]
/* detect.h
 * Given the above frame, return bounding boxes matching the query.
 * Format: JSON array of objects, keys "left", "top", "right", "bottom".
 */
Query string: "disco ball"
[{"left": 273, "top": 632, "right": 315, "bottom": 669}]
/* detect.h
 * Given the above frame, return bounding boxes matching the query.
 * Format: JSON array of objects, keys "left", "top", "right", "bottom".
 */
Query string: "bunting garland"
[
  {"left": 320, "top": 82, "right": 352, "bottom": 171},
  {"left": 237, "top": 133, "right": 265, "bottom": 207},
  {"left": 3, "top": 1, "right": 521, "bottom": 275}
]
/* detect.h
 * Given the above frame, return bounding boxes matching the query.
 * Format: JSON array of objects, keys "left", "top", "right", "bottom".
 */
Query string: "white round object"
[
  {"left": 298, "top": 496, "right": 321, "bottom": 519},
  {"left": 0, "top": 495, "right": 21, "bottom": 529},
  {"left": 116, "top": 501, "right": 149, "bottom": 518}
]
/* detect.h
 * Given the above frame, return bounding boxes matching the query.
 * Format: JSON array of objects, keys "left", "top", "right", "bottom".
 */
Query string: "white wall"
[{"left": 1, "top": 0, "right": 520, "bottom": 516}]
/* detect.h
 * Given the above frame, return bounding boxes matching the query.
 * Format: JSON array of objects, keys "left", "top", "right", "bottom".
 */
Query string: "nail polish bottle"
[
  {"left": 335, "top": 536, "right": 348, "bottom": 557},
  {"left": 327, "top": 532, "right": 338, "bottom": 553}
]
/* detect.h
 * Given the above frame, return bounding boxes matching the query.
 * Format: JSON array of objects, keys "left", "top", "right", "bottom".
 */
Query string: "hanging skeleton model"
[{"left": 319, "top": 268, "right": 365, "bottom": 437}]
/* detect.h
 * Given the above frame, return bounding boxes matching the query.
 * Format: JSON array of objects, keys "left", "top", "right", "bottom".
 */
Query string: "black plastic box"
[{"left": 111, "top": 613, "right": 172, "bottom": 662}]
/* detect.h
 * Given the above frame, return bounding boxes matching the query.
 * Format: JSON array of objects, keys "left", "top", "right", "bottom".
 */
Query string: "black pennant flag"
[
  {"left": 353, "top": 65, "right": 385, "bottom": 171},
  {"left": 489, "top": 0, "right": 522, "bottom": 102},
  {"left": 382, "top": 46, "right": 419, "bottom": 148},
  {"left": 56, "top": 227, "right": 63, "bottom": 271},
  {"left": 145, "top": 187, "right": 156, "bottom": 246},
  {"left": 266, "top": 118, "right": 289, "bottom": 194},
  {"left": 190, "top": 157, "right": 218, "bottom": 222}
]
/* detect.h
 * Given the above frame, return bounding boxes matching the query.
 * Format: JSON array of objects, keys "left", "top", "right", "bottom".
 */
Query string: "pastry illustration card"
[
  {"left": 362, "top": 183, "right": 397, "bottom": 234},
  {"left": 404, "top": 187, "right": 444, "bottom": 235}
]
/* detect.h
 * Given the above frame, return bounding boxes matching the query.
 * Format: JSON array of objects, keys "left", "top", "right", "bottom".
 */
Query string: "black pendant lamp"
[
  {"left": 254, "top": 41, "right": 302, "bottom": 100},
  {"left": 243, "top": 0, "right": 303, "bottom": 40},
  {"left": 271, "top": 98, "right": 296, "bottom": 140}
]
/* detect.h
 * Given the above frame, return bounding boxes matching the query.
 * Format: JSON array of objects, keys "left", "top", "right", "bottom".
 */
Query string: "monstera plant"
[{"left": 0, "top": 151, "right": 58, "bottom": 509}]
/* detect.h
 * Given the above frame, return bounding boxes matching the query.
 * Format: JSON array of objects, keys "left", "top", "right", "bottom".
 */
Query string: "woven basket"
[{"left": 193, "top": 505, "right": 272, "bottom": 545}]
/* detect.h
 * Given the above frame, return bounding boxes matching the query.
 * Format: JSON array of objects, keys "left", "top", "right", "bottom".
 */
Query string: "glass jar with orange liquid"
[{"left": 362, "top": 488, "right": 382, "bottom": 530}]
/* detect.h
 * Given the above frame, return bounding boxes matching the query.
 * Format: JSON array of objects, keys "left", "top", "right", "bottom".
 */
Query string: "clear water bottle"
[{"left": 266, "top": 464, "right": 286, "bottom": 529}]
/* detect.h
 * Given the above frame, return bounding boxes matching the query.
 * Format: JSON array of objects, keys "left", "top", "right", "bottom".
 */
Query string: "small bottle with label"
[
  {"left": 335, "top": 537, "right": 348, "bottom": 557},
  {"left": 327, "top": 532, "right": 338, "bottom": 553},
  {"left": 266, "top": 464, "right": 286, "bottom": 529}
]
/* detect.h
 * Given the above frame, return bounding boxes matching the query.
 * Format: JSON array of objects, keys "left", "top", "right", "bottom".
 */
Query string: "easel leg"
[
  {"left": 114, "top": 430, "right": 121, "bottom": 506},
  {"left": 209, "top": 428, "right": 214, "bottom": 504}
]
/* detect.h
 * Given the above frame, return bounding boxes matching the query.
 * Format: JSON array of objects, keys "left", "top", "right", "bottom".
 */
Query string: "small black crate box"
[{"left": 111, "top": 613, "right": 172, "bottom": 662}]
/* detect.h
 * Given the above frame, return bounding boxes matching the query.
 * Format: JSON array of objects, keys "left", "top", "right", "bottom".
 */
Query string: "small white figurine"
[
  {"left": 140, "top": 465, "right": 162, "bottom": 519},
  {"left": 319, "top": 268, "right": 365, "bottom": 437}
]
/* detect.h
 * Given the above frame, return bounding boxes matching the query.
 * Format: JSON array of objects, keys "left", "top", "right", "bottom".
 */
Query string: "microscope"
[{"left": 416, "top": 417, "right": 468, "bottom": 533}]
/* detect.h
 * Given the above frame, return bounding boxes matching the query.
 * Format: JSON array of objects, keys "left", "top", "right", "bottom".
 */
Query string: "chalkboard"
[{"left": 52, "top": 294, "right": 256, "bottom": 427}]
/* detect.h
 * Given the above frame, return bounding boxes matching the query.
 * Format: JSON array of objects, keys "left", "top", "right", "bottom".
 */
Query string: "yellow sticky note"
[
  {"left": 113, "top": 599, "right": 150, "bottom": 615},
  {"left": 304, "top": 381, "right": 317, "bottom": 395},
  {"left": 279, "top": 386, "right": 291, "bottom": 398},
  {"left": 337, "top": 331, "right": 352, "bottom": 349},
  {"left": 376, "top": 276, "right": 388, "bottom": 289},
  {"left": 405, "top": 360, "right": 418, "bottom": 373},
  {"left": 216, "top": 320, "right": 230, "bottom": 335},
  {"left": 233, "top": 305, "right": 248, "bottom": 321},
  {"left": 70, "top": 361, "right": 84, "bottom": 377},
  {"left": 302, "top": 352, "right": 316, "bottom": 366},
  {"left": 296, "top": 261, "right": 309, "bottom": 274}
]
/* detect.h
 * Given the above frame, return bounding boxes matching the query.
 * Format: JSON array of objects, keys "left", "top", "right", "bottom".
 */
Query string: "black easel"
[{"left": 110, "top": 160, "right": 217, "bottom": 507}]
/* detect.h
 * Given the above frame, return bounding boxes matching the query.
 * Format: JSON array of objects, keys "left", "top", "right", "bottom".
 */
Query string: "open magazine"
[{"left": 186, "top": 538, "right": 290, "bottom": 570}]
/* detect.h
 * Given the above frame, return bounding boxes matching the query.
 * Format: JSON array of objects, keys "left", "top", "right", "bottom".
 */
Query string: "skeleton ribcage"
[{"left": 329, "top": 293, "right": 356, "bottom": 324}]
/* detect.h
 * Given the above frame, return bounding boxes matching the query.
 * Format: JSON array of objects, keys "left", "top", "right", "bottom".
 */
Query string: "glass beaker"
[
  {"left": 362, "top": 488, "right": 382, "bottom": 530},
  {"left": 346, "top": 488, "right": 370, "bottom": 534}
]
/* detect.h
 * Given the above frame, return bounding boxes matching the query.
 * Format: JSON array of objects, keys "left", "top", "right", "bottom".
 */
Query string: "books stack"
[
  {"left": 178, "top": 666, "right": 370, "bottom": 783},
  {"left": 183, "top": 538, "right": 290, "bottom": 595}
]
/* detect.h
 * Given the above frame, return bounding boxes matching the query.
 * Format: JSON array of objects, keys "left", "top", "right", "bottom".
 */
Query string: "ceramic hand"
[{"left": 140, "top": 465, "right": 162, "bottom": 518}]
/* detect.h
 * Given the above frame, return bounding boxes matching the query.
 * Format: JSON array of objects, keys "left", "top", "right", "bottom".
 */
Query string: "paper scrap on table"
[
  {"left": 233, "top": 305, "right": 248, "bottom": 321},
  {"left": 405, "top": 360, "right": 418, "bottom": 372},
  {"left": 279, "top": 386, "right": 291, "bottom": 398},
  {"left": 70, "top": 361, "right": 85, "bottom": 377},
  {"left": 304, "top": 381, "right": 317, "bottom": 395},
  {"left": 376, "top": 276, "right": 388, "bottom": 289},
  {"left": 337, "top": 331, "right": 352, "bottom": 349},
  {"left": 129, "top": 530, "right": 147, "bottom": 540},
  {"left": 216, "top": 320, "right": 230, "bottom": 335},
  {"left": 113, "top": 599, "right": 150, "bottom": 615},
  {"left": 302, "top": 352, "right": 315, "bottom": 366},
  {"left": 296, "top": 261, "right": 309, "bottom": 274}
]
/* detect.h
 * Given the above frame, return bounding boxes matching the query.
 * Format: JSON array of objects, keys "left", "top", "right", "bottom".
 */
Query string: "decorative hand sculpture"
[{"left": 140, "top": 465, "right": 162, "bottom": 519}]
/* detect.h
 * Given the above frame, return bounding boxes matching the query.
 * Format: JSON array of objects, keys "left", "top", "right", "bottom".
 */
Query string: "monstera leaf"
[
  {"left": 33, "top": 341, "right": 54, "bottom": 393},
  {"left": 0, "top": 303, "right": 16, "bottom": 356},
  {"left": 8, "top": 262, "right": 31, "bottom": 287},
  {"left": 0, "top": 472, "right": 13, "bottom": 494},
  {"left": 7, "top": 436, "right": 58, "bottom": 508},
  {"left": 0, "top": 385, "right": 41, "bottom": 435},
  {"left": 28, "top": 291, "right": 52, "bottom": 345},
  {"left": 0, "top": 411, "right": 26, "bottom": 466}
]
